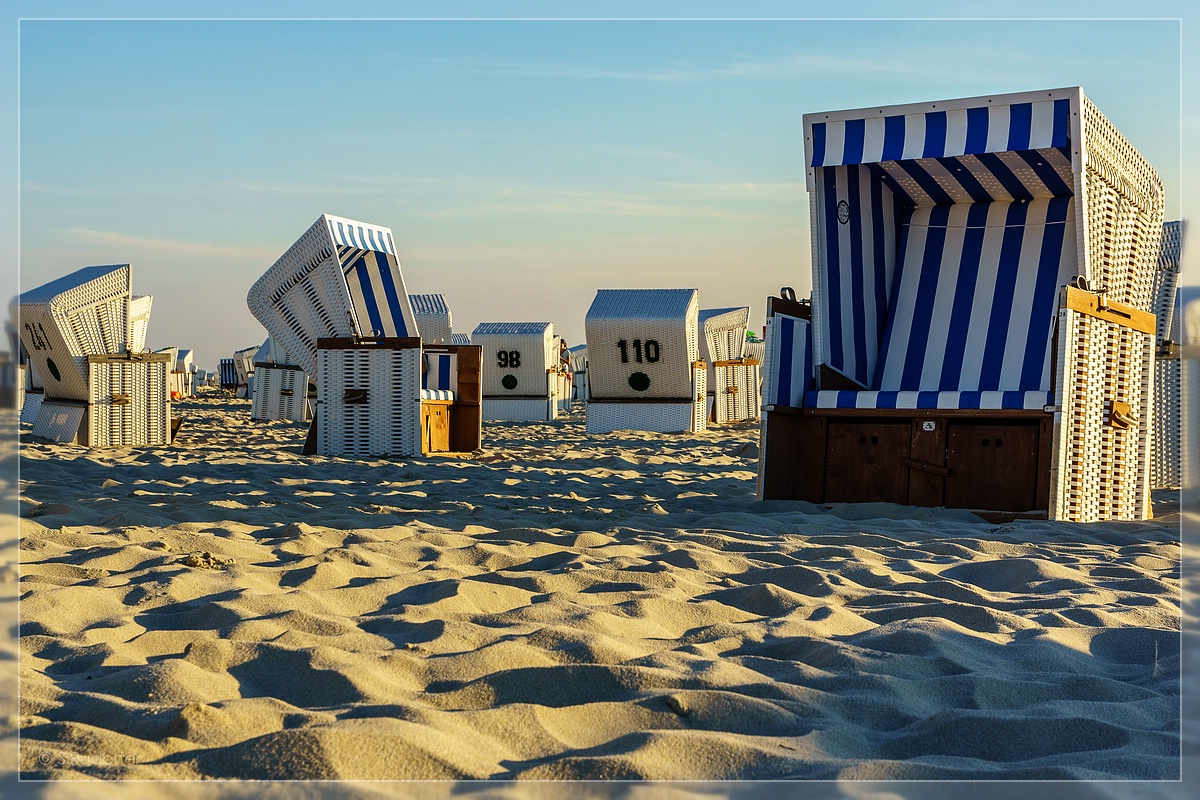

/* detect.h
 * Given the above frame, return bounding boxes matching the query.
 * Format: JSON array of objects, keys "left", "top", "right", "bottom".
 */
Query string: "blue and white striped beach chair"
[
  {"left": 1152, "top": 222, "right": 1184, "bottom": 489},
  {"left": 218, "top": 358, "right": 238, "bottom": 390},
  {"left": 251, "top": 215, "right": 480, "bottom": 457},
  {"left": 759, "top": 87, "right": 1164, "bottom": 521}
]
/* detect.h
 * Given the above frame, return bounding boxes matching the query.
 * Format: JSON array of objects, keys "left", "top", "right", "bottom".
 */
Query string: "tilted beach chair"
[
  {"left": 584, "top": 289, "right": 706, "bottom": 434},
  {"left": 759, "top": 87, "right": 1164, "bottom": 521},
  {"left": 1151, "top": 222, "right": 1183, "bottom": 489},
  {"left": 18, "top": 265, "right": 171, "bottom": 446},
  {"left": 568, "top": 343, "right": 588, "bottom": 401},
  {"left": 411, "top": 293, "right": 454, "bottom": 344},
  {"left": 471, "top": 322, "right": 558, "bottom": 421},
  {"left": 248, "top": 214, "right": 481, "bottom": 457},
  {"left": 251, "top": 337, "right": 311, "bottom": 423},
  {"left": 175, "top": 349, "right": 196, "bottom": 399},
  {"left": 231, "top": 345, "right": 257, "bottom": 398},
  {"left": 699, "top": 307, "right": 762, "bottom": 424}
]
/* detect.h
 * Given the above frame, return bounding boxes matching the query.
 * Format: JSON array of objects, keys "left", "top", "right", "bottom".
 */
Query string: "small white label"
[{"left": 922, "top": 420, "right": 937, "bottom": 432}]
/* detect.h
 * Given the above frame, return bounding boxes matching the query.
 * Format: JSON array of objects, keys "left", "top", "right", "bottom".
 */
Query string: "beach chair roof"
[
  {"left": 472, "top": 322, "right": 552, "bottom": 337},
  {"left": 19, "top": 264, "right": 131, "bottom": 307},
  {"left": 449, "top": 333, "right": 471, "bottom": 345},
  {"left": 699, "top": 307, "right": 750, "bottom": 329},
  {"left": 586, "top": 289, "right": 698, "bottom": 321},
  {"left": 410, "top": 293, "right": 450, "bottom": 315}
]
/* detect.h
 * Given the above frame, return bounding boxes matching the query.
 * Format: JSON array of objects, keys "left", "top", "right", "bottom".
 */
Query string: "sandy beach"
[{"left": 9, "top": 391, "right": 1189, "bottom": 788}]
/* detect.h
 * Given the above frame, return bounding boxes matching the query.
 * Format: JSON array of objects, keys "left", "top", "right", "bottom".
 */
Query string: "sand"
[{"left": 5, "top": 390, "right": 1190, "bottom": 792}]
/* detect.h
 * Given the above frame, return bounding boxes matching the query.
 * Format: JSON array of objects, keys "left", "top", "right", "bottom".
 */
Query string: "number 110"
[{"left": 617, "top": 338, "right": 660, "bottom": 364}]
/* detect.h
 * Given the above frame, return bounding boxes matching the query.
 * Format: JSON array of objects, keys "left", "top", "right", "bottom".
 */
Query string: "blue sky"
[{"left": 5, "top": 3, "right": 1194, "bottom": 370}]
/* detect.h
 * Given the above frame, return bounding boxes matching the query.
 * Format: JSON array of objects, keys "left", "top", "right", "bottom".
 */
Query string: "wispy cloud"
[
  {"left": 68, "top": 229, "right": 276, "bottom": 260},
  {"left": 418, "top": 184, "right": 774, "bottom": 222}
]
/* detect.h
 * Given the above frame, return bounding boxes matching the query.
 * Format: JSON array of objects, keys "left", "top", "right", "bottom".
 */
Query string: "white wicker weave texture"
[
  {"left": 584, "top": 289, "right": 699, "bottom": 401},
  {"left": 1050, "top": 305, "right": 1154, "bottom": 522},
  {"left": 472, "top": 322, "right": 555, "bottom": 398},
  {"left": 411, "top": 294, "right": 453, "bottom": 344},
  {"left": 129, "top": 295, "right": 153, "bottom": 353},
  {"left": 20, "top": 391, "right": 43, "bottom": 425},
  {"left": 482, "top": 397, "right": 554, "bottom": 422},
  {"left": 32, "top": 402, "right": 86, "bottom": 443},
  {"left": 18, "top": 265, "right": 132, "bottom": 403},
  {"left": 1151, "top": 221, "right": 1183, "bottom": 344},
  {"left": 252, "top": 366, "right": 310, "bottom": 422},
  {"left": 1152, "top": 357, "right": 1181, "bottom": 488},
  {"left": 87, "top": 357, "right": 170, "bottom": 447},
  {"left": 316, "top": 346, "right": 421, "bottom": 458}
]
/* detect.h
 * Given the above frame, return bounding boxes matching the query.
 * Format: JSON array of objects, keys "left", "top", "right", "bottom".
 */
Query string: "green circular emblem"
[
  {"left": 628, "top": 372, "right": 650, "bottom": 391},
  {"left": 45, "top": 357, "right": 61, "bottom": 382},
  {"left": 502, "top": 374, "right": 518, "bottom": 390}
]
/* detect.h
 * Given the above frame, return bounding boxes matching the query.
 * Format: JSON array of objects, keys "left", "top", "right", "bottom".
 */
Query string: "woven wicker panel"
[
  {"left": 20, "top": 390, "right": 43, "bottom": 425},
  {"left": 316, "top": 346, "right": 421, "bottom": 458},
  {"left": 482, "top": 397, "right": 555, "bottom": 422},
  {"left": 19, "top": 266, "right": 132, "bottom": 403},
  {"left": 87, "top": 358, "right": 170, "bottom": 447},
  {"left": 129, "top": 295, "right": 153, "bottom": 353},
  {"left": 1050, "top": 305, "right": 1154, "bottom": 521},
  {"left": 1079, "top": 95, "right": 1165, "bottom": 311},
  {"left": 411, "top": 294, "right": 453, "bottom": 344},
  {"left": 32, "top": 401, "right": 85, "bottom": 443},
  {"left": 1151, "top": 221, "right": 1183, "bottom": 344},
  {"left": 248, "top": 218, "right": 356, "bottom": 377},
  {"left": 1152, "top": 356, "right": 1181, "bottom": 488},
  {"left": 1184, "top": 355, "right": 1199, "bottom": 487},
  {"left": 585, "top": 289, "right": 699, "bottom": 400},
  {"left": 252, "top": 366, "right": 310, "bottom": 422},
  {"left": 472, "top": 323, "right": 555, "bottom": 398},
  {"left": 586, "top": 402, "right": 698, "bottom": 434},
  {"left": 699, "top": 307, "right": 750, "bottom": 364}
]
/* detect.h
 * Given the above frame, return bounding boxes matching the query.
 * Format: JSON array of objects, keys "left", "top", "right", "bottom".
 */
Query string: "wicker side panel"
[
  {"left": 20, "top": 391, "right": 43, "bottom": 425},
  {"left": 87, "top": 359, "right": 170, "bottom": 447},
  {"left": 1079, "top": 96, "right": 1165, "bottom": 311},
  {"left": 585, "top": 402, "right": 699, "bottom": 434},
  {"left": 19, "top": 304, "right": 91, "bottom": 402},
  {"left": 474, "top": 330, "right": 554, "bottom": 397},
  {"left": 1050, "top": 305, "right": 1153, "bottom": 521},
  {"left": 585, "top": 309, "right": 699, "bottom": 400},
  {"left": 415, "top": 310, "right": 453, "bottom": 344},
  {"left": 482, "top": 397, "right": 555, "bottom": 422},
  {"left": 251, "top": 366, "right": 308, "bottom": 422},
  {"left": 691, "top": 365, "right": 707, "bottom": 433},
  {"left": 1152, "top": 357, "right": 1181, "bottom": 488},
  {"left": 249, "top": 221, "right": 355, "bottom": 377},
  {"left": 32, "top": 401, "right": 85, "bottom": 443},
  {"left": 316, "top": 347, "right": 421, "bottom": 458}
]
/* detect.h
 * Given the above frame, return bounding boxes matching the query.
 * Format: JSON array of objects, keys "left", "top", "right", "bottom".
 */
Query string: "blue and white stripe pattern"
[
  {"left": 806, "top": 390, "right": 1051, "bottom": 410},
  {"left": 450, "top": 333, "right": 471, "bottom": 345},
  {"left": 423, "top": 352, "right": 458, "bottom": 394},
  {"left": 875, "top": 197, "right": 1076, "bottom": 393},
  {"left": 322, "top": 214, "right": 418, "bottom": 339},
  {"left": 420, "top": 389, "right": 455, "bottom": 401},
  {"left": 763, "top": 313, "right": 812, "bottom": 408},
  {"left": 806, "top": 92, "right": 1082, "bottom": 409},
  {"left": 810, "top": 98, "right": 1070, "bottom": 169},
  {"left": 219, "top": 358, "right": 237, "bottom": 387}
]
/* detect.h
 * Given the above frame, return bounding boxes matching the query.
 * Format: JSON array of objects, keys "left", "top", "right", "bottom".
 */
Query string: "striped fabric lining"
[
  {"left": 875, "top": 197, "right": 1076, "bottom": 393},
  {"left": 870, "top": 147, "right": 1073, "bottom": 207},
  {"left": 811, "top": 99, "right": 1070, "bottom": 168},
  {"left": 326, "top": 217, "right": 396, "bottom": 256},
  {"left": 219, "top": 359, "right": 237, "bottom": 386},
  {"left": 339, "top": 246, "right": 417, "bottom": 338},
  {"left": 423, "top": 353, "right": 458, "bottom": 393},
  {"left": 815, "top": 164, "right": 901, "bottom": 387},
  {"left": 805, "top": 390, "right": 1052, "bottom": 410},
  {"left": 420, "top": 389, "right": 455, "bottom": 401},
  {"left": 763, "top": 313, "right": 812, "bottom": 408}
]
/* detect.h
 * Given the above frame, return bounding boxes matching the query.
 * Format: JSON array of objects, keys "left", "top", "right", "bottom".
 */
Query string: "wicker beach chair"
[
  {"left": 411, "top": 293, "right": 454, "bottom": 345},
  {"left": 758, "top": 87, "right": 1164, "bottom": 521},
  {"left": 1151, "top": 222, "right": 1184, "bottom": 489},
  {"left": 251, "top": 337, "right": 311, "bottom": 422},
  {"left": 231, "top": 345, "right": 257, "bottom": 398},
  {"left": 18, "top": 265, "right": 171, "bottom": 446},
  {"left": 699, "top": 307, "right": 762, "bottom": 424},
  {"left": 250, "top": 214, "right": 480, "bottom": 456},
  {"left": 450, "top": 333, "right": 471, "bottom": 345},
  {"left": 568, "top": 343, "right": 588, "bottom": 401},
  {"left": 471, "top": 322, "right": 558, "bottom": 421},
  {"left": 584, "top": 289, "right": 706, "bottom": 434},
  {"left": 218, "top": 358, "right": 238, "bottom": 390},
  {"left": 551, "top": 336, "right": 574, "bottom": 413}
]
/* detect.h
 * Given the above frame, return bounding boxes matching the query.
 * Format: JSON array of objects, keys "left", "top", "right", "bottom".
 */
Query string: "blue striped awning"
[
  {"left": 810, "top": 98, "right": 1071, "bottom": 168},
  {"left": 805, "top": 390, "right": 1051, "bottom": 410}
]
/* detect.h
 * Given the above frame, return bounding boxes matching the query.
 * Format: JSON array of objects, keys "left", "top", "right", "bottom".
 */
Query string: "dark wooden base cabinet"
[{"left": 760, "top": 407, "right": 1053, "bottom": 514}]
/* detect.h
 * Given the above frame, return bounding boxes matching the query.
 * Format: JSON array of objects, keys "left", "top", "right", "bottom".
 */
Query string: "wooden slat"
[{"left": 1062, "top": 286, "right": 1156, "bottom": 335}]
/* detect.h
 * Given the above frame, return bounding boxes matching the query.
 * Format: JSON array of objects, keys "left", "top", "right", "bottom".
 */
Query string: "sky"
[{"left": 4, "top": 2, "right": 1195, "bottom": 371}]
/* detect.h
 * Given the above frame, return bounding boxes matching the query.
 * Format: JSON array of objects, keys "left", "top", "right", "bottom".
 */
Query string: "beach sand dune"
[{"left": 11, "top": 393, "right": 1184, "bottom": 783}]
